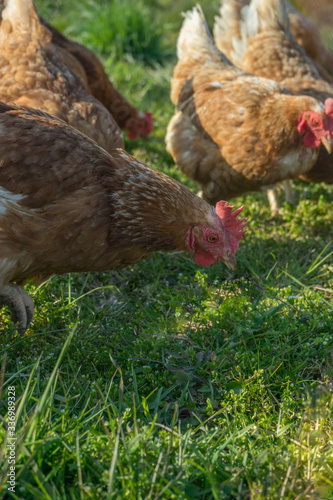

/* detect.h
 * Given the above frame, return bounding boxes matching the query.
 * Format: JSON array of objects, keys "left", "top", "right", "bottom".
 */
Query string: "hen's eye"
[
  {"left": 313, "top": 120, "right": 320, "bottom": 126},
  {"left": 207, "top": 235, "right": 218, "bottom": 243}
]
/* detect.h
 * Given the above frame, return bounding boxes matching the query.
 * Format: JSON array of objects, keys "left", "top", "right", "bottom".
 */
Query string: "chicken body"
[
  {"left": 214, "top": 0, "right": 333, "bottom": 185},
  {"left": 0, "top": 0, "right": 124, "bottom": 152},
  {"left": 166, "top": 7, "right": 333, "bottom": 208},
  {"left": 0, "top": 102, "right": 247, "bottom": 334}
]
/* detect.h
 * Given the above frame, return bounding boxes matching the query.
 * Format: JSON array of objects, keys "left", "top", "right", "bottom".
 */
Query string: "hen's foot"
[{"left": 0, "top": 284, "right": 34, "bottom": 336}]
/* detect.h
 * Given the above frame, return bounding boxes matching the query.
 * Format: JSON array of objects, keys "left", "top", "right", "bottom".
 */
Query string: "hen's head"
[
  {"left": 298, "top": 98, "right": 333, "bottom": 153},
  {"left": 125, "top": 112, "right": 154, "bottom": 140},
  {"left": 187, "top": 201, "right": 248, "bottom": 270}
]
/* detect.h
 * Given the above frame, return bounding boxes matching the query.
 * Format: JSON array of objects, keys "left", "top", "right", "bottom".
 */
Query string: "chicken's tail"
[
  {"left": 1, "top": 0, "right": 51, "bottom": 42},
  {"left": 213, "top": 0, "right": 247, "bottom": 66},
  {"left": 215, "top": 0, "right": 291, "bottom": 64},
  {"left": 177, "top": 5, "right": 232, "bottom": 68},
  {"left": 242, "top": 0, "right": 290, "bottom": 38}
]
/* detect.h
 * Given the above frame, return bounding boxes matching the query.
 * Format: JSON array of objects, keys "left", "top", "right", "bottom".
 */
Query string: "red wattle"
[
  {"left": 303, "top": 132, "right": 320, "bottom": 149},
  {"left": 194, "top": 251, "right": 219, "bottom": 267}
]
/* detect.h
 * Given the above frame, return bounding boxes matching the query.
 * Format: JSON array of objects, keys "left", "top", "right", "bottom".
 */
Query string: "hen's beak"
[
  {"left": 221, "top": 253, "right": 236, "bottom": 271},
  {"left": 321, "top": 136, "right": 332, "bottom": 154}
]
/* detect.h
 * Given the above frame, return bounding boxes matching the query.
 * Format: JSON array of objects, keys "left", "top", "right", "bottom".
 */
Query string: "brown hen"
[
  {"left": 166, "top": 7, "right": 333, "bottom": 213},
  {"left": 0, "top": 102, "right": 247, "bottom": 335}
]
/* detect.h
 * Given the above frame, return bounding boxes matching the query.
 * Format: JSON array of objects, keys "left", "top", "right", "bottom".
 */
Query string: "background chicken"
[
  {"left": 214, "top": 0, "right": 333, "bottom": 188},
  {"left": 0, "top": 0, "right": 153, "bottom": 143},
  {"left": 287, "top": 1, "right": 333, "bottom": 83},
  {"left": 165, "top": 7, "right": 333, "bottom": 214},
  {"left": 39, "top": 17, "right": 153, "bottom": 140},
  {"left": 0, "top": 0, "right": 125, "bottom": 153},
  {"left": 0, "top": 102, "right": 247, "bottom": 335}
]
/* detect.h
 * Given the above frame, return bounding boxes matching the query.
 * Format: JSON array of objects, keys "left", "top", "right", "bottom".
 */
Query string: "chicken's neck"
[
  {"left": 259, "top": 93, "right": 325, "bottom": 149},
  {"left": 108, "top": 151, "right": 215, "bottom": 257}
]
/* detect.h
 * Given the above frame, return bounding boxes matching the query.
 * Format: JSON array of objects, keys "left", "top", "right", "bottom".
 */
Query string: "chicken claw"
[{"left": 0, "top": 284, "right": 34, "bottom": 336}]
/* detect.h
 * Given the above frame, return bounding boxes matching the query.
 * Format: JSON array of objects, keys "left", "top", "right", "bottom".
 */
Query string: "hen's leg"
[
  {"left": 266, "top": 187, "right": 280, "bottom": 217},
  {"left": 283, "top": 179, "right": 296, "bottom": 206},
  {"left": 0, "top": 284, "right": 34, "bottom": 336}
]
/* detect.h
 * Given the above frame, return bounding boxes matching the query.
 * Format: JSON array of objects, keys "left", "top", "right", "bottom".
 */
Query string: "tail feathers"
[
  {"left": 1, "top": 0, "right": 51, "bottom": 41},
  {"left": 215, "top": 0, "right": 290, "bottom": 64},
  {"left": 177, "top": 5, "right": 231, "bottom": 67},
  {"left": 243, "top": 0, "right": 290, "bottom": 38},
  {"left": 213, "top": 0, "right": 243, "bottom": 48},
  {"left": 214, "top": 0, "right": 247, "bottom": 66}
]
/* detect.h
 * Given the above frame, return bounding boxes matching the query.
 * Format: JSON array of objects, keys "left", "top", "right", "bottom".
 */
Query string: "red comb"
[
  {"left": 145, "top": 112, "right": 154, "bottom": 135},
  {"left": 215, "top": 201, "right": 248, "bottom": 254},
  {"left": 125, "top": 112, "right": 154, "bottom": 139}
]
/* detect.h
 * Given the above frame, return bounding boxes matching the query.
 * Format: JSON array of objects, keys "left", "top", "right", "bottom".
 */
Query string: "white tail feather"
[
  {"left": 214, "top": 0, "right": 290, "bottom": 65},
  {"left": 213, "top": 0, "right": 243, "bottom": 47},
  {"left": 177, "top": 5, "right": 231, "bottom": 66},
  {"left": 243, "top": 0, "right": 290, "bottom": 37},
  {"left": 213, "top": 0, "right": 248, "bottom": 67}
]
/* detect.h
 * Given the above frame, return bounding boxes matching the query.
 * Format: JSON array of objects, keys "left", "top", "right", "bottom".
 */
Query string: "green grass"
[{"left": 1, "top": 0, "right": 333, "bottom": 498}]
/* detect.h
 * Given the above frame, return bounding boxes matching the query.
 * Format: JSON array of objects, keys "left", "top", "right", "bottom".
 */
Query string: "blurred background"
[{"left": 35, "top": 0, "right": 333, "bottom": 68}]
